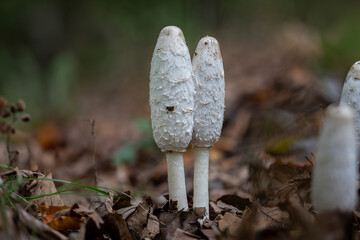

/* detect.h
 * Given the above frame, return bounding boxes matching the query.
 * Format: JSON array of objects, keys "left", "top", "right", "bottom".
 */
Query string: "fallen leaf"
[
  {"left": 141, "top": 214, "right": 160, "bottom": 239},
  {"left": 253, "top": 205, "right": 290, "bottom": 231},
  {"left": 117, "top": 205, "right": 137, "bottom": 220},
  {"left": 18, "top": 208, "right": 67, "bottom": 240},
  {"left": 32, "top": 173, "right": 64, "bottom": 206},
  {"left": 38, "top": 203, "right": 70, "bottom": 224},
  {"left": 217, "top": 195, "right": 253, "bottom": 212},
  {"left": 173, "top": 228, "right": 201, "bottom": 240},
  {"left": 113, "top": 191, "right": 132, "bottom": 210},
  {"left": 55, "top": 203, "right": 104, "bottom": 230},
  {"left": 216, "top": 200, "right": 242, "bottom": 215},
  {"left": 200, "top": 229, "right": 217, "bottom": 240},
  {"left": 218, "top": 212, "right": 242, "bottom": 236},
  {"left": 180, "top": 211, "right": 198, "bottom": 234},
  {"left": 127, "top": 203, "right": 149, "bottom": 237},
  {"left": 193, "top": 207, "right": 206, "bottom": 219},
  {"left": 103, "top": 213, "right": 132, "bottom": 240},
  {"left": 1, "top": 168, "right": 45, "bottom": 197},
  {"left": 158, "top": 211, "right": 181, "bottom": 238},
  {"left": 48, "top": 216, "right": 84, "bottom": 232}
]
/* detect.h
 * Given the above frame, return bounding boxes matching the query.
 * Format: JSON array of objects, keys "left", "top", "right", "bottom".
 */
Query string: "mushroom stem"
[
  {"left": 193, "top": 147, "right": 210, "bottom": 218},
  {"left": 166, "top": 152, "right": 188, "bottom": 211}
]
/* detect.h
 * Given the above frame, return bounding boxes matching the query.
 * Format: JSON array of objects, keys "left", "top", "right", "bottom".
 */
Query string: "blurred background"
[{"left": 1, "top": 0, "right": 360, "bottom": 200}]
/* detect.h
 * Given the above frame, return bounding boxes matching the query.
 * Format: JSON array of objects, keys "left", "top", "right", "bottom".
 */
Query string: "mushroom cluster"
[{"left": 150, "top": 26, "right": 225, "bottom": 214}]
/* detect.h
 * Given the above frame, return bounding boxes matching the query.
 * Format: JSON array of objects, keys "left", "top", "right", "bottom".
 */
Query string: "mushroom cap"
[
  {"left": 340, "top": 61, "right": 360, "bottom": 143},
  {"left": 150, "top": 26, "right": 195, "bottom": 152},
  {"left": 192, "top": 36, "right": 225, "bottom": 148},
  {"left": 312, "top": 105, "right": 358, "bottom": 212}
]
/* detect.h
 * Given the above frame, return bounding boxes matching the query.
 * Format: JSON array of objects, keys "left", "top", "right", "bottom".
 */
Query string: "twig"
[
  {"left": 304, "top": 156, "right": 313, "bottom": 166},
  {"left": 88, "top": 119, "right": 98, "bottom": 186},
  {"left": 7, "top": 113, "right": 17, "bottom": 167}
]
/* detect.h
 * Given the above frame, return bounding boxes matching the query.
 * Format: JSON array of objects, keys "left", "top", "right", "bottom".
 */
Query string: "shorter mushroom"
[
  {"left": 312, "top": 105, "right": 358, "bottom": 213},
  {"left": 192, "top": 36, "right": 225, "bottom": 218}
]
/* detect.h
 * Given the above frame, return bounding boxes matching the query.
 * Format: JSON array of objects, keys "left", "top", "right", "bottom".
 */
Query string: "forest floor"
[{"left": 0, "top": 25, "right": 358, "bottom": 240}]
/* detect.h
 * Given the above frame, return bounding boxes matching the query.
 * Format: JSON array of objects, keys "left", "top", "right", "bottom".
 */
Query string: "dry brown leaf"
[
  {"left": 253, "top": 205, "right": 290, "bottom": 231},
  {"left": 180, "top": 211, "right": 199, "bottom": 234},
  {"left": 141, "top": 214, "right": 160, "bottom": 239},
  {"left": 173, "top": 228, "right": 201, "bottom": 240},
  {"left": 48, "top": 216, "right": 84, "bottom": 232},
  {"left": 113, "top": 191, "right": 132, "bottom": 210},
  {"left": 269, "top": 162, "right": 309, "bottom": 185},
  {"left": 217, "top": 195, "right": 253, "bottom": 212},
  {"left": 216, "top": 200, "right": 242, "bottom": 215},
  {"left": 193, "top": 207, "right": 206, "bottom": 219},
  {"left": 127, "top": 203, "right": 149, "bottom": 237},
  {"left": 1, "top": 168, "right": 45, "bottom": 197},
  {"left": 18, "top": 208, "right": 67, "bottom": 240},
  {"left": 158, "top": 211, "right": 181, "bottom": 237},
  {"left": 210, "top": 201, "right": 222, "bottom": 220},
  {"left": 32, "top": 173, "right": 64, "bottom": 206},
  {"left": 55, "top": 203, "right": 104, "bottom": 230},
  {"left": 200, "top": 229, "right": 217, "bottom": 240},
  {"left": 103, "top": 213, "right": 132, "bottom": 240},
  {"left": 38, "top": 203, "right": 70, "bottom": 224},
  {"left": 117, "top": 205, "right": 137, "bottom": 220},
  {"left": 278, "top": 200, "right": 314, "bottom": 237},
  {"left": 218, "top": 212, "right": 242, "bottom": 236}
]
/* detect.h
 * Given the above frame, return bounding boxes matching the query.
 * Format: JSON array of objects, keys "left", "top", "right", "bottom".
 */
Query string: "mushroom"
[
  {"left": 340, "top": 61, "right": 360, "bottom": 145},
  {"left": 149, "top": 26, "right": 195, "bottom": 211},
  {"left": 192, "top": 36, "right": 225, "bottom": 217},
  {"left": 312, "top": 105, "right": 358, "bottom": 212}
]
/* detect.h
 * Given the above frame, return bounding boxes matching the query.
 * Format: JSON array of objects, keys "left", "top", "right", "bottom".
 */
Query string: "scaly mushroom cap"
[
  {"left": 150, "top": 26, "right": 195, "bottom": 152},
  {"left": 312, "top": 105, "right": 358, "bottom": 212},
  {"left": 340, "top": 61, "right": 360, "bottom": 144},
  {"left": 192, "top": 36, "right": 225, "bottom": 148}
]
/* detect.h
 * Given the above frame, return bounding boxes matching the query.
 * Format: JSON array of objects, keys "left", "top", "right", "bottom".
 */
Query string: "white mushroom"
[
  {"left": 312, "top": 105, "right": 358, "bottom": 213},
  {"left": 150, "top": 26, "right": 195, "bottom": 211},
  {"left": 192, "top": 36, "right": 225, "bottom": 218},
  {"left": 340, "top": 61, "right": 360, "bottom": 145}
]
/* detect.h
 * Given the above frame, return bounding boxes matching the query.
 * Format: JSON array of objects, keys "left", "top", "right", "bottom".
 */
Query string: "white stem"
[
  {"left": 193, "top": 147, "right": 210, "bottom": 218},
  {"left": 166, "top": 152, "right": 188, "bottom": 211}
]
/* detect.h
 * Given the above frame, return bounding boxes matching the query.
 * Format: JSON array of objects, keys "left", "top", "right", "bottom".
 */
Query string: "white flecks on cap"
[
  {"left": 312, "top": 105, "right": 358, "bottom": 212},
  {"left": 340, "top": 61, "right": 360, "bottom": 144},
  {"left": 150, "top": 26, "right": 195, "bottom": 152},
  {"left": 192, "top": 36, "right": 225, "bottom": 148}
]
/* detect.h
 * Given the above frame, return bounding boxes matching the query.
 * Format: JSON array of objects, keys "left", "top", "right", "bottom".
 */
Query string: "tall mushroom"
[
  {"left": 312, "top": 105, "right": 358, "bottom": 212},
  {"left": 192, "top": 36, "right": 225, "bottom": 217},
  {"left": 340, "top": 61, "right": 360, "bottom": 145},
  {"left": 150, "top": 26, "right": 194, "bottom": 211}
]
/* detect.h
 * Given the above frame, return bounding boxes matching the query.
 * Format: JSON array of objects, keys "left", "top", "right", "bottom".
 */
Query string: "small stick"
[{"left": 89, "top": 119, "right": 98, "bottom": 186}]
